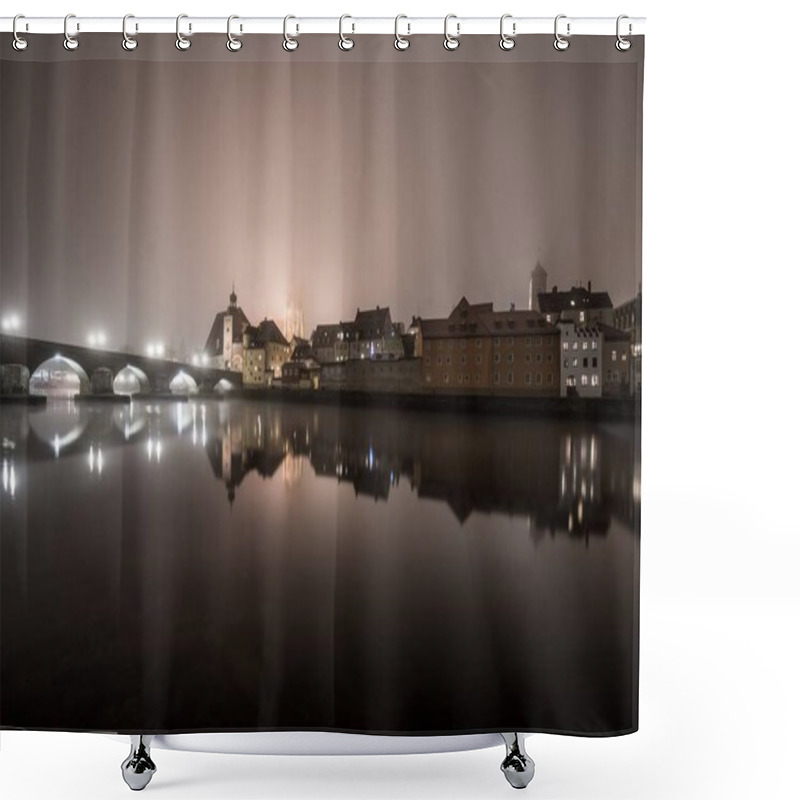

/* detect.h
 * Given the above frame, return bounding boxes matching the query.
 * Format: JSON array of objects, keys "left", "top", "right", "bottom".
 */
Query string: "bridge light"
[
  {"left": 2, "top": 314, "right": 21, "bottom": 332},
  {"left": 201, "top": 353, "right": 209, "bottom": 366},
  {"left": 191, "top": 354, "right": 199, "bottom": 366}
]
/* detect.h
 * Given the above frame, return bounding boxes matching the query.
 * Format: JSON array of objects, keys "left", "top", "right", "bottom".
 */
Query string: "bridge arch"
[
  {"left": 113, "top": 365, "right": 152, "bottom": 396},
  {"left": 214, "top": 379, "right": 235, "bottom": 394},
  {"left": 29, "top": 355, "right": 90, "bottom": 398},
  {"left": 170, "top": 371, "right": 199, "bottom": 396}
]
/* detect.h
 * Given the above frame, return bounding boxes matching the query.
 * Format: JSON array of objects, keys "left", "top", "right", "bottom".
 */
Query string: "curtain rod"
[{"left": 1, "top": 16, "right": 646, "bottom": 37}]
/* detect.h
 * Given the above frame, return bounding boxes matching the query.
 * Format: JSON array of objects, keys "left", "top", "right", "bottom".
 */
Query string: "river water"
[{"left": 1, "top": 398, "right": 640, "bottom": 735}]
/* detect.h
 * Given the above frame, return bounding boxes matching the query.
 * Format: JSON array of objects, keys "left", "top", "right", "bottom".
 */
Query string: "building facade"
[
  {"left": 243, "top": 319, "right": 291, "bottom": 384},
  {"left": 613, "top": 287, "right": 642, "bottom": 394},
  {"left": 558, "top": 320, "right": 632, "bottom": 397},
  {"left": 419, "top": 297, "right": 560, "bottom": 396}
]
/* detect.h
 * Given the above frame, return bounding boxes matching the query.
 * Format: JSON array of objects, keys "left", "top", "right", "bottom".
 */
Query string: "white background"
[{"left": 2, "top": 1, "right": 799, "bottom": 798}]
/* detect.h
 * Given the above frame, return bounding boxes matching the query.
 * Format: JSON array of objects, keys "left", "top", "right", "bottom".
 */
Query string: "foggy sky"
[{"left": 1, "top": 34, "right": 643, "bottom": 353}]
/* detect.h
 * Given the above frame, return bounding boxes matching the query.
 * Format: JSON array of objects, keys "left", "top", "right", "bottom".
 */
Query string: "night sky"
[{"left": 1, "top": 34, "right": 642, "bottom": 354}]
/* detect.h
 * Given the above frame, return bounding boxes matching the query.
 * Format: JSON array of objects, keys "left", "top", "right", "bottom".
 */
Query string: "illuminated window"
[
  {"left": 581, "top": 375, "right": 588, "bottom": 386},
  {"left": 579, "top": 311, "right": 586, "bottom": 323},
  {"left": 562, "top": 342, "right": 569, "bottom": 351},
  {"left": 583, "top": 340, "right": 588, "bottom": 350},
  {"left": 591, "top": 375, "right": 599, "bottom": 386},
  {"left": 622, "top": 352, "right": 627, "bottom": 361},
  {"left": 612, "top": 350, "right": 618, "bottom": 361},
  {"left": 572, "top": 358, "right": 578, "bottom": 367},
  {"left": 592, "top": 340, "right": 598, "bottom": 350},
  {"left": 573, "top": 342, "right": 578, "bottom": 350}
]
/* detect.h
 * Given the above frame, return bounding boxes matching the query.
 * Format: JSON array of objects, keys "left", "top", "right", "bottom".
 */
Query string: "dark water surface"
[{"left": 1, "top": 399, "right": 639, "bottom": 736}]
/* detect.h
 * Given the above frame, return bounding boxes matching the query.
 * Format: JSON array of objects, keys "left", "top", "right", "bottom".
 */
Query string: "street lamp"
[
  {"left": 2, "top": 313, "right": 21, "bottom": 333},
  {"left": 87, "top": 331, "right": 106, "bottom": 348}
]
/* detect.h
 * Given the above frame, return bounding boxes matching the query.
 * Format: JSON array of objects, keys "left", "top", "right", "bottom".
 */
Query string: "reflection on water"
[
  {"left": 1, "top": 399, "right": 640, "bottom": 736},
  {"left": 1, "top": 399, "right": 639, "bottom": 538}
]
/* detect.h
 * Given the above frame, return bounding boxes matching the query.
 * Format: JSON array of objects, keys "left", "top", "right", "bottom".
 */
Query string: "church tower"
[
  {"left": 223, "top": 286, "right": 238, "bottom": 368},
  {"left": 529, "top": 261, "right": 548, "bottom": 311}
]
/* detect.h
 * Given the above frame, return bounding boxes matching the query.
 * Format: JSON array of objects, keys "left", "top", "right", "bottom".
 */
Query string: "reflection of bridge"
[{"left": 0, "top": 334, "right": 241, "bottom": 395}]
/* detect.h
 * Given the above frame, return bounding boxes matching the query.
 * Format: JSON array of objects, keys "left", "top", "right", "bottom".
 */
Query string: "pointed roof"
[
  {"left": 203, "top": 292, "right": 251, "bottom": 356},
  {"left": 248, "top": 318, "right": 290, "bottom": 349}
]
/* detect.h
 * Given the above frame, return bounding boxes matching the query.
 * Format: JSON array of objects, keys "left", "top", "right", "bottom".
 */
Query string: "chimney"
[
  {"left": 510, "top": 302, "right": 515, "bottom": 312},
  {"left": 588, "top": 280, "right": 592, "bottom": 293},
  {"left": 552, "top": 285, "right": 558, "bottom": 293}
]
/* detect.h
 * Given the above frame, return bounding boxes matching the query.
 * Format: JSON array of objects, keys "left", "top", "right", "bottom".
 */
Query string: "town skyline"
[{"left": 2, "top": 56, "right": 641, "bottom": 355}]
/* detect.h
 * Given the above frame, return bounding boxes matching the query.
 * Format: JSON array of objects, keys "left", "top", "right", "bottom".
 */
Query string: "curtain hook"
[
  {"left": 227, "top": 15, "right": 243, "bottom": 51},
  {"left": 499, "top": 14, "right": 516, "bottom": 51},
  {"left": 63, "top": 13, "right": 79, "bottom": 51},
  {"left": 394, "top": 15, "right": 410, "bottom": 51},
  {"left": 553, "top": 14, "right": 570, "bottom": 51},
  {"left": 176, "top": 14, "right": 192, "bottom": 50},
  {"left": 443, "top": 14, "right": 460, "bottom": 51},
  {"left": 122, "top": 14, "right": 138, "bottom": 51},
  {"left": 616, "top": 15, "right": 632, "bottom": 51},
  {"left": 12, "top": 14, "right": 28, "bottom": 51},
  {"left": 283, "top": 15, "right": 299, "bottom": 51},
  {"left": 339, "top": 14, "right": 355, "bottom": 51}
]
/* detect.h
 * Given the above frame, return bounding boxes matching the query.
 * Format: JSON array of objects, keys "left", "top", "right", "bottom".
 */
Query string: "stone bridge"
[{"left": 0, "top": 333, "right": 241, "bottom": 396}]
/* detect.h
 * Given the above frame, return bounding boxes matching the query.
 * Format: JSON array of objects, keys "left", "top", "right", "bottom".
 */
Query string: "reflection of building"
[
  {"left": 419, "top": 297, "right": 559, "bottom": 395},
  {"left": 613, "top": 286, "right": 642, "bottom": 394},
  {"left": 203, "top": 287, "right": 251, "bottom": 371},
  {"left": 528, "top": 260, "right": 548, "bottom": 311},
  {"left": 536, "top": 282, "right": 614, "bottom": 326},
  {"left": 243, "top": 319, "right": 291, "bottom": 382}
]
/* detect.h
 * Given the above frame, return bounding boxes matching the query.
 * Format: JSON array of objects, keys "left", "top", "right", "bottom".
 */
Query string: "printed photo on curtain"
[{"left": 1, "top": 19, "right": 643, "bottom": 792}]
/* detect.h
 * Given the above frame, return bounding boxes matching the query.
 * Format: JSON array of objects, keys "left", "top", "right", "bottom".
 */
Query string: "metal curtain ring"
[
  {"left": 12, "top": 14, "right": 28, "bottom": 51},
  {"left": 122, "top": 14, "right": 138, "bottom": 51},
  {"left": 339, "top": 14, "right": 354, "bottom": 50},
  {"left": 227, "top": 15, "right": 243, "bottom": 51},
  {"left": 283, "top": 15, "right": 299, "bottom": 51},
  {"left": 553, "top": 14, "right": 570, "bottom": 51},
  {"left": 616, "top": 14, "right": 632, "bottom": 51},
  {"left": 499, "top": 14, "right": 516, "bottom": 50},
  {"left": 176, "top": 14, "right": 191, "bottom": 50},
  {"left": 394, "top": 14, "right": 410, "bottom": 51},
  {"left": 63, "top": 13, "right": 79, "bottom": 51},
  {"left": 443, "top": 14, "right": 460, "bottom": 51}
]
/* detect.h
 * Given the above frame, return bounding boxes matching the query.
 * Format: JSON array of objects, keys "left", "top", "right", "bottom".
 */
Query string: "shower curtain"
[{"left": 1, "top": 31, "right": 643, "bottom": 738}]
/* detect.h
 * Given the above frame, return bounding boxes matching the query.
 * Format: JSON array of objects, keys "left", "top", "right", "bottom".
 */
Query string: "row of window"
[
  {"left": 424, "top": 372, "right": 556, "bottom": 386},
  {"left": 426, "top": 352, "right": 556, "bottom": 367},
  {"left": 425, "top": 335, "right": 555, "bottom": 351},
  {"left": 563, "top": 340, "right": 599, "bottom": 351}
]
